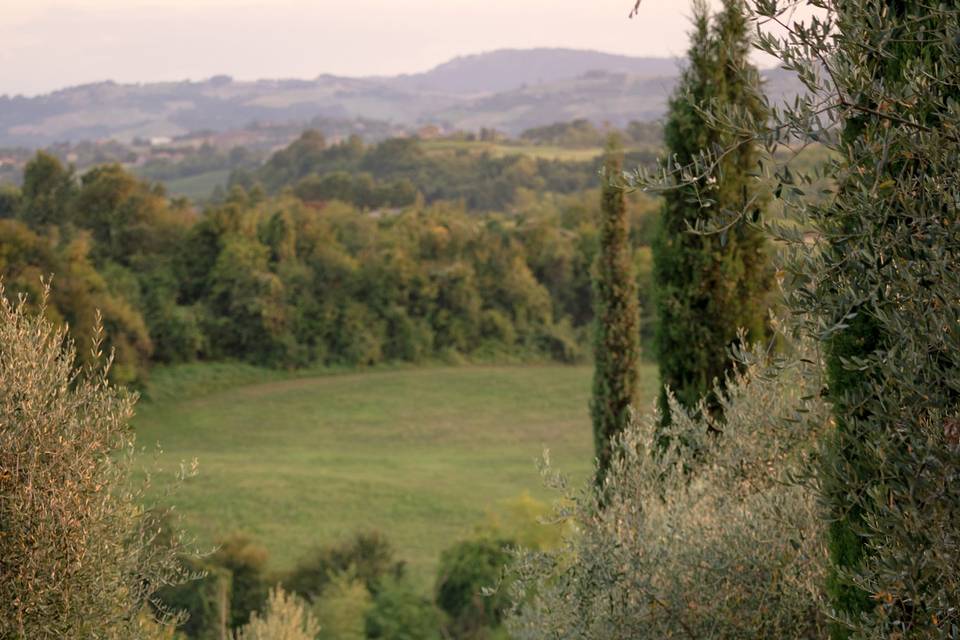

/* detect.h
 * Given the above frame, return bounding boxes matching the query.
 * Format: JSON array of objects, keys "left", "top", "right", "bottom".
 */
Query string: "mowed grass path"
[{"left": 135, "top": 364, "right": 657, "bottom": 585}]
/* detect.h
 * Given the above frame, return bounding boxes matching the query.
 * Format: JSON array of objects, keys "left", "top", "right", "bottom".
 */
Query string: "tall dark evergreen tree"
[
  {"left": 809, "top": 2, "right": 960, "bottom": 635},
  {"left": 590, "top": 137, "right": 640, "bottom": 482},
  {"left": 653, "top": 0, "right": 771, "bottom": 422},
  {"left": 627, "top": 0, "right": 960, "bottom": 634},
  {"left": 681, "top": 1, "right": 960, "bottom": 633}
]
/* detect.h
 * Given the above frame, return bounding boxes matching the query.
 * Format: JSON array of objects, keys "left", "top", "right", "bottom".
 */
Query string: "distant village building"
[{"left": 417, "top": 125, "right": 442, "bottom": 140}]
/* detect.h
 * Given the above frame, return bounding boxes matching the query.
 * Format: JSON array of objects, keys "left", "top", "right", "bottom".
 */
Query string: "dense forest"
[{"left": 0, "top": 139, "right": 659, "bottom": 385}]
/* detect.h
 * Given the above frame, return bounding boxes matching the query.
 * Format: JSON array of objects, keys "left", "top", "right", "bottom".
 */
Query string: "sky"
[{"left": 0, "top": 0, "right": 775, "bottom": 97}]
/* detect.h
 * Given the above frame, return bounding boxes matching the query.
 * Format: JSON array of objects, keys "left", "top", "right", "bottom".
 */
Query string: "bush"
[
  {"left": 233, "top": 587, "right": 319, "bottom": 640},
  {"left": 508, "top": 332, "right": 829, "bottom": 639},
  {"left": 435, "top": 537, "right": 515, "bottom": 638},
  {"left": 365, "top": 578, "right": 442, "bottom": 640},
  {"left": 0, "top": 283, "right": 190, "bottom": 639},
  {"left": 156, "top": 558, "right": 232, "bottom": 640},
  {"left": 479, "top": 309, "right": 517, "bottom": 346},
  {"left": 286, "top": 531, "right": 401, "bottom": 602},
  {"left": 213, "top": 534, "right": 270, "bottom": 629},
  {"left": 477, "top": 493, "right": 567, "bottom": 552},
  {"left": 313, "top": 571, "right": 371, "bottom": 640}
]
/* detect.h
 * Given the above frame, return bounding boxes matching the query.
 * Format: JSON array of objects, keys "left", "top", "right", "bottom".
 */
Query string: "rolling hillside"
[
  {"left": 0, "top": 48, "right": 798, "bottom": 146},
  {"left": 386, "top": 48, "right": 680, "bottom": 94}
]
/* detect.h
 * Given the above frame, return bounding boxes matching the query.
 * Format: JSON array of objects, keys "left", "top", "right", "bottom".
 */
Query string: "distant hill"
[
  {"left": 428, "top": 70, "right": 678, "bottom": 134},
  {"left": 0, "top": 76, "right": 449, "bottom": 147},
  {"left": 0, "top": 48, "right": 798, "bottom": 147},
  {"left": 385, "top": 48, "right": 681, "bottom": 95}
]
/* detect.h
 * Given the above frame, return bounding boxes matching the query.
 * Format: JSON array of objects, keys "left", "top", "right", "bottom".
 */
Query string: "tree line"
[
  {"left": 230, "top": 130, "right": 660, "bottom": 212},
  {"left": 0, "top": 148, "right": 659, "bottom": 385}
]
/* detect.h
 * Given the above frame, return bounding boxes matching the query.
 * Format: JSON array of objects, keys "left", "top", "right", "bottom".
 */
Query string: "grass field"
[
  {"left": 421, "top": 139, "right": 605, "bottom": 162},
  {"left": 161, "top": 169, "right": 230, "bottom": 202},
  {"left": 134, "top": 364, "right": 658, "bottom": 586}
]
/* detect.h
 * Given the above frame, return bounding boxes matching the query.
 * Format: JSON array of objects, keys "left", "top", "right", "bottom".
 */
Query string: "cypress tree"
[
  {"left": 633, "top": 0, "right": 960, "bottom": 633},
  {"left": 813, "top": 2, "right": 960, "bottom": 634},
  {"left": 694, "top": 0, "right": 960, "bottom": 633},
  {"left": 590, "top": 137, "right": 640, "bottom": 482},
  {"left": 653, "top": 0, "right": 771, "bottom": 423}
]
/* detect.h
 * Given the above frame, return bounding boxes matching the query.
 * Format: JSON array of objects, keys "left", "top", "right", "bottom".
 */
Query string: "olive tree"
[
  {"left": 233, "top": 588, "right": 319, "bottom": 640},
  {"left": 0, "top": 282, "right": 191, "bottom": 639},
  {"left": 509, "top": 327, "right": 829, "bottom": 639},
  {"left": 632, "top": 0, "right": 960, "bottom": 635}
]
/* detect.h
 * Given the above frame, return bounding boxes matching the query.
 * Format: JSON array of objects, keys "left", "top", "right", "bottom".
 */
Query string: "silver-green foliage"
[
  {"left": 234, "top": 587, "right": 320, "bottom": 640},
  {"left": 0, "top": 283, "right": 190, "bottom": 639},
  {"left": 750, "top": 3, "right": 960, "bottom": 634},
  {"left": 508, "top": 331, "right": 828, "bottom": 639},
  {"left": 632, "top": 1, "right": 960, "bottom": 634}
]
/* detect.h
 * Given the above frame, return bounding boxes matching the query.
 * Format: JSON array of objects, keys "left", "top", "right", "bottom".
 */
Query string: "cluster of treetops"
[
  {"left": 226, "top": 125, "right": 660, "bottom": 211},
  {"left": 0, "top": 137, "right": 660, "bottom": 386},
  {"left": 159, "top": 510, "right": 550, "bottom": 640}
]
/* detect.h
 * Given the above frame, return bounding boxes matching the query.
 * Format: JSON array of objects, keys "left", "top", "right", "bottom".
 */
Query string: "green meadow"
[
  {"left": 135, "top": 364, "right": 659, "bottom": 586},
  {"left": 161, "top": 169, "right": 231, "bottom": 201},
  {"left": 420, "top": 139, "right": 606, "bottom": 161}
]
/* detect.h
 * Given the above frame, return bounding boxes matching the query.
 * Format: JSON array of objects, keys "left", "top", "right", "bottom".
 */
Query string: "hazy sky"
[{"left": 1, "top": 0, "right": 755, "bottom": 97}]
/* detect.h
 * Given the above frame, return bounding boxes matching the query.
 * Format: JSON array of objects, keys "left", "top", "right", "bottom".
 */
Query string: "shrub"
[
  {"left": 508, "top": 332, "right": 829, "bottom": 639},
  {"left": 233, "top": 587, "right": 319, "bottom": 640},
  {"left": 139, "top": 614, "right": 180, "bottom": 640},
  {"left": 213, "top": 534, "right": 270, "bottom": 629},
  {"left": 313, "top": 571, "right": 372, "bottom": 640},
  {"left": 155, "top": 557, "right": 232, "bottom": 640},
  {"left": 0, "top": 183, "right": 21, "bottom": 217},
  {"left": 147, "top": 302, "right": 207, "bottom": 364},
  {"left": 331, "top": 301, "right": 385, "bottom": 366},
  {"left": 286, "top": 531, "right": 400, "bottom": 602},
  {"left": 365, "top": 577, "right": 442, "bottom": 640},
  {"left": 383, "top": 306, "right": 434, "bottom": 362},
  {"left": 477, "top": 493, "right": 567, "bottom": 552},
  {"left": 436, "top": 537, "right": 515, "bottom": 638},
  {"left": 0, "top": 283, "right": 190, "bottom": 639},
  {"left": 479, "top": 308, "right": 517, "bottom": 346},
  {"left": 193, "top": 571, "right": 233, "bottom": 638}
]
